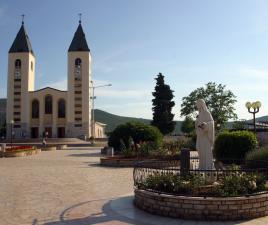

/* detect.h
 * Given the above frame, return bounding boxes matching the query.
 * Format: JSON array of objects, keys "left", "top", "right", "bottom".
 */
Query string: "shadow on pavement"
[{"left": 39, "top": 196, "right": 145, "bottom": 225}]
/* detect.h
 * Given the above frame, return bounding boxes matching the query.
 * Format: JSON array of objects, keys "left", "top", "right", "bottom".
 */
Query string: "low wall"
[
  {"left": 134, "top": 189, "right": 268, "bottom": 220},
  {"left": 100, "top": 157, "right": 137, "bottom": 167},
  {"left": 101, "top": 158, "right": 180, "bottom": 167},
  {"left": 41, "top": 146, "right": 57, "bottom": 151}
]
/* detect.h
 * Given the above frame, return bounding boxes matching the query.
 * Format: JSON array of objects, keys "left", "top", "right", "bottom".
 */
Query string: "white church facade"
[{"left": 6, "top": 20, "right": 106, "bottom": 139}]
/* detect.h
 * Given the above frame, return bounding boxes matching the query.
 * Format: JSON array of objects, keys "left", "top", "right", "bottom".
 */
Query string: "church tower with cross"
[
  {"left": 6, "top": 16, "right": 105, "bottom": 139},
  {"left": 67, "top": 15, "right": 93, "bottom": 138},
  {"left": 6, "top": 16, "right": 35, "bottom": 139}
]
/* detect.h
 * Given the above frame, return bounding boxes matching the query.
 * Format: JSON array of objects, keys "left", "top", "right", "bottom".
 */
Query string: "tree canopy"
[
  {"left": 181, "top": 116, "right": 195, "bottom": 134},
  {"left": 151, "top": 73, "right": 175, "bottom": 135},
  {"left": 180, "top": 82, "right": 237, "bottom": 128}
]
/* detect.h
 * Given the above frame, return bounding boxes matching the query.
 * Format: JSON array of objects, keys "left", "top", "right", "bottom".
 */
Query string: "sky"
[{"left": 1, "top": 0, "right": 268, "bottom": 120}]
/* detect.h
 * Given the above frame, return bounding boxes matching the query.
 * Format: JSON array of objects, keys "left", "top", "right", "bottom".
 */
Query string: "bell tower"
[
  {"left": 6, "top": 18, "right": 35, "bottom": 139},
  {"left": 67, "top": 18, "right": 92, "bottom": 138}
]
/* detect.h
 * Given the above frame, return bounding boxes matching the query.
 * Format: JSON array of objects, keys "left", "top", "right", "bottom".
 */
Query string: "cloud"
[
  {"left": 95, "top": 88, "right": 150, "bottom": 98},
  {"left": 39, "top": 78, "right": 67, "bottom": 90}
]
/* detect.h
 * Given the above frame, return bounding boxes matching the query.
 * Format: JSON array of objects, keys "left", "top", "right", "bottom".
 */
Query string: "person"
[
  {"left": 42, "top": 138, "right": 47, "bottom": 147},
  {"left": 195, "top": 99, "right": 214, "bottom": 170}
]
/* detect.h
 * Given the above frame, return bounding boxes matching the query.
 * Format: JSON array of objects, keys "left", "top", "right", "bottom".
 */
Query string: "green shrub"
[
  {"left": 245, "top": 147, "right": 268, "bottom": 168},
  {"left": 108, "top": 121, "right": 163, "bottom": 152},
  {"left": 138, "top": 173, "right": 205, "bottom": 194},
  {"left": 162, "top": 139, "right": 186, "bottom": 155},
  {"left": 215, "top": 173, "right": 266, "bottom": 197},
  {"left": 214, "top": 131, "right": 257, "bottom": 161}
]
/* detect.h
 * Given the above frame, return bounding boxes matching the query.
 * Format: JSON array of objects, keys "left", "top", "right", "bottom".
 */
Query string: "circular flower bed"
[{"left": 133, "top": 160, "right": 268, "bottom": 220}]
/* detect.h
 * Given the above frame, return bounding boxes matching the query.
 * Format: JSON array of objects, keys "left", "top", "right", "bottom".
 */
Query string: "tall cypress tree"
[{"left": 151, "top": 73, "right": 175, "bottom": 135}]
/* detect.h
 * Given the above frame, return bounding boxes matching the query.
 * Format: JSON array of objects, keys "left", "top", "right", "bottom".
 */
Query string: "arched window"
[
  {"left": 75, "top": 58, "right": 82, "bottom": 67},
  {"left": 75, "top": 58, "right": 82, "bottom": 80},
  {"left": 14, "top": 59, "right": 22, "bottom": 79},
  {"left": 15, "top": 59, "right": 21, "bottom": 68},
  {"left": 31, "top": 61, "right": 33, "bottom": 71},
  {"left": 32, "top": 99, "right": 39, "bottom": 118},
  {"left": 58, "top": 99, "right": 66, "bottom": 118},
  {"left": 45, "top": 95, "right": 53, "bottom": 114}
]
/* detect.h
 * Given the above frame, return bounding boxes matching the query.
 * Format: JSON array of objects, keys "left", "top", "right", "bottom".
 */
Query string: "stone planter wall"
[
  {"left": 101, "top": 158, "right": 180, "bottom": 167},
  {"left": 1, "top": 149, "right": 41, "bottom": 158},
  {"left": 100, "top": 157, "right": 137, "bottom": 167},
  {"left": 41, "top": 146, "right": 57, "bottom": 151},
  {"left": 134, "top": 189, "right": 268, "bottom": 220}
]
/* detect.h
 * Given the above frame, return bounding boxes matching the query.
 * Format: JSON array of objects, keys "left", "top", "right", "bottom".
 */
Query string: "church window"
[
  {"left": 58, "top": 99, "right": 66, "bottom": 118},
  {"left": 45, "top": 95, "right": 53, "bottom": 114},
  {"left": 75, "top": 58, "right": 82, "bottom": 80},
  {"left": 14, "top": 59, "right": 21, "bottom": 79},
  {"left": 31, "top": 61, "right": 33, "bottom": 71},
  {"left": 32, "top": 99, "right": 39, "bottom": 118}
]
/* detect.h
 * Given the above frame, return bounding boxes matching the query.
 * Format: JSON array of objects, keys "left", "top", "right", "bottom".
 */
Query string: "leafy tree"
[
  {"left": 181, "top": 116, "right": 195, "bottom": 134},
  {"left": 232, "top": 120, "right": 246, "bottom": 130},
  {"left": 180, "top": 82, "right": 237, "bottom": 128},
  {"left": 151, "top": 73, "right": 176, "bottom": 135}
]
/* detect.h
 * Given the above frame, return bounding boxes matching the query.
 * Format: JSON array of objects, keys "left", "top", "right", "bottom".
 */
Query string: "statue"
[{"left": 195, "top": 99, "right": 214, "bottom": 170}]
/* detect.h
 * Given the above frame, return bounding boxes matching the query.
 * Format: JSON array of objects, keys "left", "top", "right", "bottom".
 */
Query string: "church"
[{"left": 6, "top": 19, "right": 106, "bottom": 139}]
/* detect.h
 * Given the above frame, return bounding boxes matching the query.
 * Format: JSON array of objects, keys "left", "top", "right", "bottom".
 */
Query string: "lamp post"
[
  {"left": 10, "top": 120, "right": 14, "bottom": 149},
  {"left": 90, "top": 82, "right": 112, "bottom": 141},
  {"left": 245, "top": 101, "right": 261, "bottom": 133}
]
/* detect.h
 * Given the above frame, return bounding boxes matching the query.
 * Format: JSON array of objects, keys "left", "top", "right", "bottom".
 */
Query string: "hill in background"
[{"left": 94, "top": 109, "right": 182, "bottom": 133}]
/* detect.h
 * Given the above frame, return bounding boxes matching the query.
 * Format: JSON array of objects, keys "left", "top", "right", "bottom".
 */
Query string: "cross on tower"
[
  {"left": 21, "top": 14, "right": 25, "bottom": 25},
  {"left": 78, "top": 13, "right": 82, "bottom": 24}
]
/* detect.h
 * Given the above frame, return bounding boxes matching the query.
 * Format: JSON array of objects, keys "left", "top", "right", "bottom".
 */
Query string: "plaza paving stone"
[{"left": 0, "top": 147, "right": 268, "bottom": 225}]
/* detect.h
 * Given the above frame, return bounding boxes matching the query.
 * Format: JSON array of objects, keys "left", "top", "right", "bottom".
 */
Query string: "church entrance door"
[
  {"left": 57, "top": 127, "right": 65, "bottom": 138},
  {"left": 31, "top": 127, "right": 39, "bottom": 138}
]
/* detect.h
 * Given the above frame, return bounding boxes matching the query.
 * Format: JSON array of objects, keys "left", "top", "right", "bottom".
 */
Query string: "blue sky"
[{"left": 1, "top": 0, "right": 268, "bottom": 120}]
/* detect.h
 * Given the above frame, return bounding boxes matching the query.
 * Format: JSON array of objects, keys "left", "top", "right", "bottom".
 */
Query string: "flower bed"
[
  {"left": 133, "top": 160, "right": 268, "bottom": 220},
  {"left": 1, "top": 146, "right": 41, "bottom": 157}
]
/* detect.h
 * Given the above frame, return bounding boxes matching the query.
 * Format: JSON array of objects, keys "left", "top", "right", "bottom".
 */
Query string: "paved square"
[{"left": 1, "top": 147, "right": 268, "bottom": 225}]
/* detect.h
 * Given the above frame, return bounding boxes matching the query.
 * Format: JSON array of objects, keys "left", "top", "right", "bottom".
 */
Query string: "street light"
[
  {"left": 10, "top": 120, "right": 14, "bottom": 149},
  {"left": 90, "top": 81, "right": 112, "bottom": 141},
  {"left": 245, "top": 101, "right": 261, "bottom": 133}
]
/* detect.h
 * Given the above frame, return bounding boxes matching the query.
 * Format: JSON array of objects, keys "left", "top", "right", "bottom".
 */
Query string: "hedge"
[
  {"left": 245, "top": 148, "right": 268, "bottom": 169},
  {"left": 214, "top": 130, "right": 257, "bottom": 161},
  {"left": 108, "top": 121, "right": 163, "bottom": 152}
]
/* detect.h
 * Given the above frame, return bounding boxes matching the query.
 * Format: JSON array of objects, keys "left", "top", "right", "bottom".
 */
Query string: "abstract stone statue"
[{"left": 195, "top": 99, "right": 214, "bottom": 170}]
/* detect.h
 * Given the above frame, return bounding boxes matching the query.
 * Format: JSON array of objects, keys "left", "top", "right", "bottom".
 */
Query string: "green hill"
[{"left": 94, "top": 109, "right": 182, "bottom": 134}]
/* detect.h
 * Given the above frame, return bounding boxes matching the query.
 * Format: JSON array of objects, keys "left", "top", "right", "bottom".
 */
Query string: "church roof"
[
  {"left": 68, "top": 23, "right": 90, "bottom": 52},
  {"left": 9, "top": 23, "right": 34, "bottom": 54}
]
